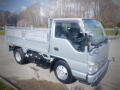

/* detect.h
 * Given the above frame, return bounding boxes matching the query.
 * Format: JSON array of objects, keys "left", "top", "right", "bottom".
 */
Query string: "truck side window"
[
  {"left": 55, "top": 23, "right": 68, "bottom": 39},
  {"left": 55, "top": 22, "right": 85, "bottom": 52}
]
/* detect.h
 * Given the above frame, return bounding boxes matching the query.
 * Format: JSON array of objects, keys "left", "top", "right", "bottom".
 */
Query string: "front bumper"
[
  {"left": 87, "top": 59, "right": 109, "bottom": 86},
  {"left": 79, "top": 59, "right": 109, "bottom": 86}
]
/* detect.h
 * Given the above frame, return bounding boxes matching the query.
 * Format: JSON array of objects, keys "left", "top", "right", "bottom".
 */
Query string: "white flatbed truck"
[{"left": 5, "top": 18, "right": 109, "bottom": 85}]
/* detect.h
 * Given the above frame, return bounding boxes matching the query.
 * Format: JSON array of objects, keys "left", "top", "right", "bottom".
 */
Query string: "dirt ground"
[{"left": 13, "top": 79, "right": 68, "bottom": 90}]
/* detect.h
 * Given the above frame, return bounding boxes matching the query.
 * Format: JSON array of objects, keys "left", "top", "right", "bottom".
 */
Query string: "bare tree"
[{"left": 17, "top": 0, "right": 120, "bottom": 27}]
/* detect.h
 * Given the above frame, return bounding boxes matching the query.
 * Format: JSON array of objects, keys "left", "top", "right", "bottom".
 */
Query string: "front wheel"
[{"left": 54, "top": 60, "right": 76, "bottom": 84}]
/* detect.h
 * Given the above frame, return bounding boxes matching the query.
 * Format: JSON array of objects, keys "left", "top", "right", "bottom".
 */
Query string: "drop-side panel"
[{"left": 5, "top": 27, "right": 49, "bottom": 54}]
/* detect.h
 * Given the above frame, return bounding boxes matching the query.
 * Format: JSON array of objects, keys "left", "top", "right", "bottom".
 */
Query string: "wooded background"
[{"left": 0, "top": 0, "right": 120, "bottom": 28}]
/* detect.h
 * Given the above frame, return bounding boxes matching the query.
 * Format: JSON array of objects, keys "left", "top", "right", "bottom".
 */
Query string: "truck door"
[{"left": 50, "top": 20, "right": 88, "bottom": 70}]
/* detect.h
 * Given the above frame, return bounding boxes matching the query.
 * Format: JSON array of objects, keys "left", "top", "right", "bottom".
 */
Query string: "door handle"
[{"left": 54, "top": 47, "right": 59, "bottom": 51}]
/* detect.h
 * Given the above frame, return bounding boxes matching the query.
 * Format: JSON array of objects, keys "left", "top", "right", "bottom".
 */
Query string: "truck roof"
[{"left": 52, "top": 18, "right": 93, "bottom": 21}]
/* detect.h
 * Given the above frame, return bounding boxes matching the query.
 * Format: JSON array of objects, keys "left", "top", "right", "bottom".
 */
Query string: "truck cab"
[{"left": 49, "top": 18, "right": 109, "bottom": 85}]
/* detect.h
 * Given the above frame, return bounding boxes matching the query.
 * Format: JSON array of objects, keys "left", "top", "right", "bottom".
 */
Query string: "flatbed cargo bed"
[{"left": 5, "top": 26, "right": 50, "bottom": 54}]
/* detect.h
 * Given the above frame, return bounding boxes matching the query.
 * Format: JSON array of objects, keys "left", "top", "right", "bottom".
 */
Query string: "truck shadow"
[
  {"left": 36, "top": 62, "right": 50, "bottom": 69},
  {"left": 28, "top": 58, "right": 50, "bottom": 69},
  {"left": 94, "top": 85, "right": 102, "bottom": 90}
]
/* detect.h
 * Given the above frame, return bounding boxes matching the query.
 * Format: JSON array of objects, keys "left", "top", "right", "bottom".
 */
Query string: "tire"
[
  {"left": 54, "top": 60, "right": 76, "bottom": 84},
  {"left": 13, "top": 48, "right": 28, "bottom": 64}
]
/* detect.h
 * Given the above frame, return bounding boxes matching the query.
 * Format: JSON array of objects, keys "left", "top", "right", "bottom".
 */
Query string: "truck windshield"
[{"left": 83, "top": 19, "right": 106, "bottom": 45}]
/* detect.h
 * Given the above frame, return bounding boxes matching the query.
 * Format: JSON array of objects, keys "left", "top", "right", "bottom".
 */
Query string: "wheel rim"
[
  {"left": 56, "top": 65, "right": 68, "bottom": 80},
  {"left": 15, "top": 52, "right": 21, "bottom": 62}
]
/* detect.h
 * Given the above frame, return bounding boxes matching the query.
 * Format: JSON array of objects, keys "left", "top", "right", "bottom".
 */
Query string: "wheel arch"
[
  {"left": 50, "top": 57, "right": 70, "bottom": 72},
  {"left": 9, "top": 45, "right": 21, "bottom": 51}
]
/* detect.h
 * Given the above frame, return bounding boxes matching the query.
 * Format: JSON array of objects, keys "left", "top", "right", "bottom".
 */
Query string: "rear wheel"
[
  {"left": 13, "top": 48, "right": 28, "bottom": 64},
  {"left": 54, "top": 60, "right": 76, "bottom": 84}
]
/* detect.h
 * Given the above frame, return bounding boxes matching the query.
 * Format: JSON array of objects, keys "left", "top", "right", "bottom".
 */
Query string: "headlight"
[{"left": 88, "top": 61, "right": 98, "bottom": 74}]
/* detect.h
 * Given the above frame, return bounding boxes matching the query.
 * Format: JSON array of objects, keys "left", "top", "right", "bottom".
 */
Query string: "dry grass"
[
  {"left": 0, "top": 31, "right": 5, "bottom": 35},
  {"left": 0, "top": 80, "right": 14, "bottom": 90},
  {"left": 105, "top": 30, "right": 120, "bottom": 35}
]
